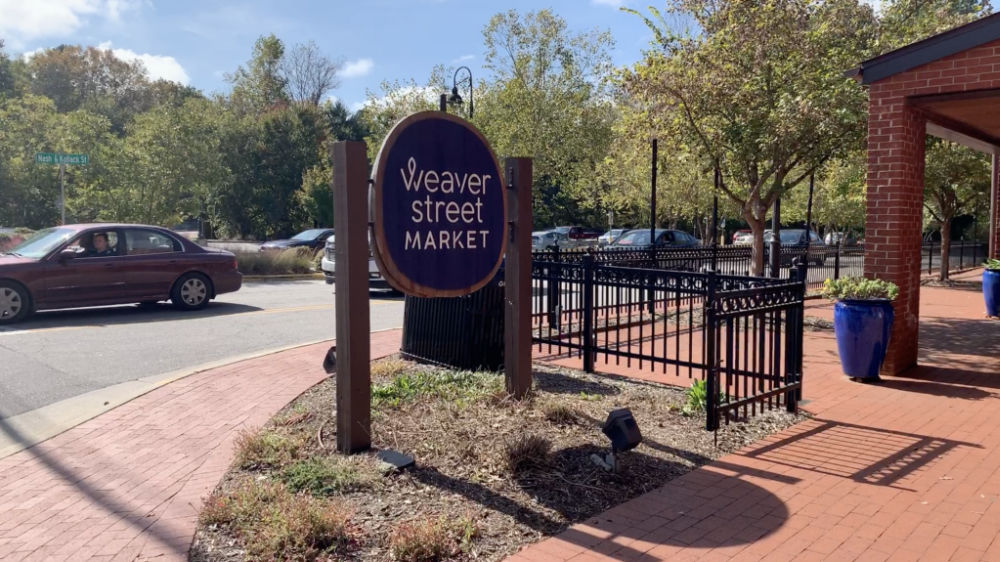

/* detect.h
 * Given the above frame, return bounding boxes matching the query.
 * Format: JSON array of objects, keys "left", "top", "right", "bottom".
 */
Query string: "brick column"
[
  {"left": 991, "top": 153, "right": 999, "bottom": 259},
  {"left": 865, "top": 91, "right": 925, "bottom": 375}
]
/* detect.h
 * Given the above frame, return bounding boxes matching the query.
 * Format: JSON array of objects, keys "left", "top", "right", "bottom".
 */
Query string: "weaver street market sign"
[
  {"left": 35, "top": 153, "right": 89, "bottom": 165},
  {"left": 372, "top": 111, "right": 506, "bottom": 297}
]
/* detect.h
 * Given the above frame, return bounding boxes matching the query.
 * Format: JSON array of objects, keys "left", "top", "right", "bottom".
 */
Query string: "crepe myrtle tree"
[{"left": 623, "top": 0, "right": 876, "bottom": 275}]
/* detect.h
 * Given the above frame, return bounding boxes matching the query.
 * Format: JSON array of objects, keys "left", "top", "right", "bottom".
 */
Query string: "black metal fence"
[
  {"left": 531, "top": 254, "right": 803, "bottom": 430},
  {"left": 920, "top": 241, "right": 988, "bottom": 275}
]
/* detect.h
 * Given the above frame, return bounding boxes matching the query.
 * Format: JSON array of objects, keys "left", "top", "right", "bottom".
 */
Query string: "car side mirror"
[{"left": 57, "top": 249, "right": 78, "bottom": 262}]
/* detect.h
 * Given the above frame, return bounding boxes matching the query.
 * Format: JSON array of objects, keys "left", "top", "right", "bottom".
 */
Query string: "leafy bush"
[
  {"left": 821, "top": 277, "right": 899, "bottom": 301},
  {"left": 388, "top": 516, "right": 477, "bottom": 562},
  {"left": 985, "top": 258, "right": 1000, "bottom": 271},
  {"left": 281, "top": 456, "right": 380, "bottom": 496},
  {"left": 234, "top": 249, "right": 315, "bottom": 275},
  {"left": 233, "top": 428, "right": 301, "bottom": 469}
]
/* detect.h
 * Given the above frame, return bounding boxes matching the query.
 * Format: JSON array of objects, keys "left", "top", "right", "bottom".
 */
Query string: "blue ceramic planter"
[
  {"left": 833, "top": 299, "right": 894, "bottom": 379},
  {"left": 985, "top": 270, "right": 1000, "bottom": 317}
]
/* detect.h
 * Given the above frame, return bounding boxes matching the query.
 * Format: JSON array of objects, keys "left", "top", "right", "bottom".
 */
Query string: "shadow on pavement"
[
  {"left": 740, "top": 418, "right": 981, "bottom": 491},
  {"left": 0, "top": 416, "right": 190, "bottom": 555}
]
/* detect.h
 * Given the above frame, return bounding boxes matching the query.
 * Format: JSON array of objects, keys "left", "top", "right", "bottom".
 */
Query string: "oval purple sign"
[{"left": 372, "top": 112, "right": 507, "bottom": 297}]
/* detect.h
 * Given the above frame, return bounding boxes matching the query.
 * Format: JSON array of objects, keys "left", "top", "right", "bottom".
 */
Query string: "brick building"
[{"left": 850, "top": 14, "right": 1000, "bottom": 375}]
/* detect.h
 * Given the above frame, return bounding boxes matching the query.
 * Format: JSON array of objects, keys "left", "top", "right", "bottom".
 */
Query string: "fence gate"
[{"left": 705, "top": 277, "right": 804, "bottom": 431}]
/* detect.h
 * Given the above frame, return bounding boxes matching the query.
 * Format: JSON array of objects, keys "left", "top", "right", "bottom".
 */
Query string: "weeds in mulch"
[
  {"left": 388, "top": 515, "right": 478, "bottom": 562},
  {"left": 192, "top": 357, "right": 802, "bottom": 561}
]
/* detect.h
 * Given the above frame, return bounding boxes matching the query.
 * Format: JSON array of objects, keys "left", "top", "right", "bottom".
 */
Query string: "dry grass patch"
[
  {"left": 388, "top": 515, "right": 478, "bottom": 562},
  {"left": 193, "top": 361, "right": 802, "bottom": 561}
]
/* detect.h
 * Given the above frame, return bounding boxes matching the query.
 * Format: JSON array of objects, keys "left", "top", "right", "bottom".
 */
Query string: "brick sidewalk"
[
  {"left": 0, "top": 329, "right": 402, "bottom": 561},
  {"left": 511, "top": 278, "right": 1000, "bottom": 561}
]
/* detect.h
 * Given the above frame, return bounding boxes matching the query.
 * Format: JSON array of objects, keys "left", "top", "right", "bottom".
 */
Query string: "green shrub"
[
  {"left": 281, "top": 456, "right": 379, "bottom": 496},
  {"left": 821, "top": 277, "right": 899, "bottom": 301},
  {"left": 234, "top": 249, "right": 314, "bottom": 275},
  {"left": 985, "top": 258, "right": 1000, "bottom": 271},
  {"left": 682, "top": 379, "right": 727, "bottom": 416}
]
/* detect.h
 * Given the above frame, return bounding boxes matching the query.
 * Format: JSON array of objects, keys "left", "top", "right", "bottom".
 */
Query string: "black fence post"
[
  {"left": 582, "top": 253, "right": 596, "bottom": 373},
  {"left": 705, "top": 270, "right": 718, "bottom": 431},
  {"left": 785, "top": 282, "right": 804, "bottom": 411},
  {"left": 927, "top": 244, "right": 933, "bottom": 274},
  {"left": 960, "top": 241, "right": 965, "bottom": 270},
  {"left": 834, "top": 245, "right": 841, "bottom": 280},
  {"left": 546, "top": 245, "right": 561, "bottom": 329}
]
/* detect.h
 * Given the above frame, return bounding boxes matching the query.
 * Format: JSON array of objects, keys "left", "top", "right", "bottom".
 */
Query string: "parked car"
[
  {"left": 532, "top": 230, "right": 571, "bottom": 251},
  {"left": 609, "top": 229, "right": 701, "bottom": 249},
  {"left": 597, "top": 229, "right": 626, "bottom": 247},
  {"left": 763, "top": 228, "right": 828, "bottom": 266},
  {"left": 824, "top": 231, "right": 858, "bottom": 247},
  {"left": 732, "top": 229, "right": 751, "bottom": 243},
  {"left": 0, "top": 224, "right": 242, "bottom": 324},
  {"left": 259, "top": 228, "right": 334, "bottom": 253},
  {"left": 320, "top": 235, "right": 392, "bottom": 290}
]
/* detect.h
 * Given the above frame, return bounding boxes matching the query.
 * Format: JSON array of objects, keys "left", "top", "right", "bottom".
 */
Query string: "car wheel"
[
  {"left": 0, "top": 281, "right": 31, "bottom": 324},
  {"left": 171, "top": 273, "right": 212, "bottom": 311}
]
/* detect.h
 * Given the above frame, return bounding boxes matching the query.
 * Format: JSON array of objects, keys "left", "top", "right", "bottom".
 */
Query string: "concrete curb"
[{"left": 242, "top": 273, "right": 325, "bottom": 281}]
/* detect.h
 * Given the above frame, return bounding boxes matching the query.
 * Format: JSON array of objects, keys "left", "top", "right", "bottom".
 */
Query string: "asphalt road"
[{"left": 0, "top": 279, "right": 405, "bottom": 420}]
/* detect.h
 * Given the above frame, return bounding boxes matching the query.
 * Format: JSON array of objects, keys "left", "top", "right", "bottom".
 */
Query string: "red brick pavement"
[
  {"left": 0, "top": 329, "right": 401, "bottom": 561},
  {"left": 513, "top": 274, "right": 1000, "bottom": 561}
]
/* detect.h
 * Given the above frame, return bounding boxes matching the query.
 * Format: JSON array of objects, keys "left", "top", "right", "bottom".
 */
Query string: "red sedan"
[{"left": 0, "top": 224, "right": 242, "bottom": 324}]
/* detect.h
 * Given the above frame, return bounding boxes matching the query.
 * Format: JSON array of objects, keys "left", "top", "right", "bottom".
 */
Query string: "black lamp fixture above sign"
[{"left": 447, "top": 66, "right": 474, "bottom": 119}]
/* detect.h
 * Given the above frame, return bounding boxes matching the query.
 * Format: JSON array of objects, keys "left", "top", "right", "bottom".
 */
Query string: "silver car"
[
  {"left": 320, "top": 236, "right": 391, "bottom": 290},
  {"left": 597, "top": 229, "right": 625, "bottom": 247},
  {"left": 532, "top": 230, "right": 570, "bottom": 251}
]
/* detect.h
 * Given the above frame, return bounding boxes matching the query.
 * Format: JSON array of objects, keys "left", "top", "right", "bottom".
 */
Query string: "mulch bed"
[{"left": 191, "top": 358, "right": 802, "bottom": 561}]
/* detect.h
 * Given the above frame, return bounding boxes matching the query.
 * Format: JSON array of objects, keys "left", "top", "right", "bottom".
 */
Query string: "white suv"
[{"left": 321, "top": 236, "right": 391, "bottom": 289}]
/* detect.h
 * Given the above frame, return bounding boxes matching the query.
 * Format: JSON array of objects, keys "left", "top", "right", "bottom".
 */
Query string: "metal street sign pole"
[{"left": 59, "top": 163, "right": 66, "bottom": 225}]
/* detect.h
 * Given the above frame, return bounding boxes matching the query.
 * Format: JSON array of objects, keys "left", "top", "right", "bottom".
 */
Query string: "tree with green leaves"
[
  {"left": 923, "top": 139, "right": 990, "bottom": 281},
  {"left": 281, "top": 41, "right": 341, "bottom": 107},
  {"left": 624, "top": 0, "right": 877, "bottom": 274},
  {"left": 475, "top": 9, "right": 617, "bottom": 227},
  {"left": 227, "top": 34, "right": 290, "bottom": 115}
]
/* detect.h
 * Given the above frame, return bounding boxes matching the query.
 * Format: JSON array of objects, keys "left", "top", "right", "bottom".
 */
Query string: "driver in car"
[{"left": 83, "top": 232, "right": 114, "bottom": 257}]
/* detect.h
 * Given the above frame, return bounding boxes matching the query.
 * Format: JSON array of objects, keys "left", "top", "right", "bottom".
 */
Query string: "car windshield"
[
  {"left": 291, "top": 229, "right": 327, "bottom": 241},
  {"left": 8, "top": 227, "right": 75, "bottom": 259},
  {"left": 614, "top": 231, "right": 651, "bottom": 246}
]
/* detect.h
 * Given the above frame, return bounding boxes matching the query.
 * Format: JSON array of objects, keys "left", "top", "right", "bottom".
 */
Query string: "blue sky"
[{"left": 0, "top": 0, "right": 669, "bottom": 111}]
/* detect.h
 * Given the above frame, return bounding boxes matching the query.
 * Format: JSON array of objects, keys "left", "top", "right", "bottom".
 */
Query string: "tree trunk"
[
  {"left": 748, "top": 215, "right": 767, "bottom": 276},
  {"left": 939, "top": 218, "right": 951, "bottom": 282}
]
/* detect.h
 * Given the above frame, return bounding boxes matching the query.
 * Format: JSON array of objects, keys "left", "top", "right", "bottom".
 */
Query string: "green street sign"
[{"left": 35, "top": 152, "right": 89, "bottom": 165}]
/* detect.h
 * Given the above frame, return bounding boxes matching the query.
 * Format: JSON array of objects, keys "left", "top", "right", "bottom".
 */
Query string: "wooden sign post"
[
  {"left": 505, "top": 158, "right": 532, "bottom": 398},
  {"left": 332, "top": 141, "right": 371, "bottom": 453}
]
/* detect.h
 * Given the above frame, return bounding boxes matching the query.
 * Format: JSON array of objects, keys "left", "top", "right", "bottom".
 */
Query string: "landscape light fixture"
[
  {"left": 593, "top": 408, "right": 643, "bottom": 472},
  {"left": 447, "top": 66, "right": 474, "bottom": 119}
]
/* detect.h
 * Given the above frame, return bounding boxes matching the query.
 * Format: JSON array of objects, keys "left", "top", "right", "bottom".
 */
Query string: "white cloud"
[
  {"left": 0, "top": 0, "right": 138, "bottom": 45},
  {"left": 341, "top": 58, "right": 374, "bottom": 78},
  {"left": 358, "top": 86, "right": 439, "bottom": 112},
  {"left": 451, "top": 54, "right": 475, "bottom": 64},
  {"left": 592, "top": 0, "right": 625, "bottom": 6},
  {"left": 98, "top": 41, "right": 190, "bottom": 84}
]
